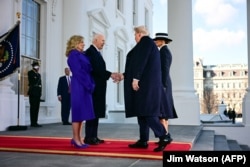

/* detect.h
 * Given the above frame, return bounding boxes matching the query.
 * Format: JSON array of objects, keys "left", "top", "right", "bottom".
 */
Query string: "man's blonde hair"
[{"left": 134, "top": 25, "right": 149, "bottom": 35}]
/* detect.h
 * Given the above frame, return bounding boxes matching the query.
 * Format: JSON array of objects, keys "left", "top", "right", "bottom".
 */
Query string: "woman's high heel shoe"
[{"left": 70, "top": 139, "right": 89, "bottom": 148}]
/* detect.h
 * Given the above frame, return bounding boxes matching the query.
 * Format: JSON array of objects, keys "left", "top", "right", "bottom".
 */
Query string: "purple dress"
[{"left": 67, "top": 49, "right": 95, "bottom": 122}]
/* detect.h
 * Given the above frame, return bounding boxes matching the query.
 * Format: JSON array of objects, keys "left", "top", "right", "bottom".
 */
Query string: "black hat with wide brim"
[{"left": 153, "top": 33, "right": 172, "bottom": 43}]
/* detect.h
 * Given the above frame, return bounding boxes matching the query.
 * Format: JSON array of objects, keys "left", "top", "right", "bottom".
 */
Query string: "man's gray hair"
[{"left": 134, "top": 26, "right": 149, "bottom": 35}]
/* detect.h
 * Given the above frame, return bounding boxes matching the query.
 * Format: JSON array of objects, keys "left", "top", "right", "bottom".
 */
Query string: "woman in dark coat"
[
  {"left": 123, "top": 26, "right": 171, "bottom": 152},
  {"left": 153, "top": 33, "right": 178, "bottom": 142}
]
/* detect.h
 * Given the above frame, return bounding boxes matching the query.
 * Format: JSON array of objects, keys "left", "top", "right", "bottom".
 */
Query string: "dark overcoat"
[
  {"left": 160, "top": 45, "right": 178, "bottom": 119},
  {"left": 124, "top": 36, "right": 162, "bottom": 117},
  {"left": 85, "top": 45, "right": 111, "bottom": 118}
]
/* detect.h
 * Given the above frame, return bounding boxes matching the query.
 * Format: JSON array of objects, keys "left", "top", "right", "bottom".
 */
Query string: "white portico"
[{"left": 0, "top": 0, "right": 250, "bottom": 146}]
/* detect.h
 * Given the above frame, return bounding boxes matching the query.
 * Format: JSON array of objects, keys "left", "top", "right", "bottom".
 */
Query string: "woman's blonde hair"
[{"left": 65, "top": 35, "right": 84, "bottom": 57}]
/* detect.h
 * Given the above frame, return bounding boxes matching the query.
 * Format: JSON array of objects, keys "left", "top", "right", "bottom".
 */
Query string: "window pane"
[{"left": 21, "top": 0, "right": 40, "bottom": 59}]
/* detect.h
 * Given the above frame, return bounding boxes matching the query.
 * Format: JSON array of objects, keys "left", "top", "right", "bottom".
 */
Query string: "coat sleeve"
[{"left": 160, "top": 47, "right": 171, "bottom": 88}]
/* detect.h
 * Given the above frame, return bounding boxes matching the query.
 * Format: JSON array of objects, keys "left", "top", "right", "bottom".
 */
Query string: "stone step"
[
  {"left": 192, "top": 129, "right": 248, "bottom": 151},
  {"left": 239, "top": 144, "right": 250, "bottom": 151},
  {"left": 227, "top": 139, "right": 243, "bottom": 151},
  {"left": 191, "top": 130, "right": 214, "bottom": 150},
  {"left": 214, "top": 135, "right": 230, "bottom": 150}
]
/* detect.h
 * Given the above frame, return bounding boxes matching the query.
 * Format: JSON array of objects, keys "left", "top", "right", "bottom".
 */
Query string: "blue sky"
[{"left": 153, "top": 0, "right": 247, "bottom": 65}]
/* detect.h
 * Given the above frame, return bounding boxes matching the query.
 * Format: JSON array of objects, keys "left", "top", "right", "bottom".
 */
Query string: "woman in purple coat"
[{"left": 65, "top": 35, "right": 95, "bottom": 148}]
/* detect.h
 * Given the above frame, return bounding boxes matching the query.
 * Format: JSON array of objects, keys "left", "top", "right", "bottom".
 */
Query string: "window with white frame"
[
  {"left": 206, "top": 71, "right": 211, "bottom": 78},
  {"left": 20, "top": 0, "right": 41, "bottom": 97},
  {"left": 21, "top": 0, "right": 40, "bottom": 58}
]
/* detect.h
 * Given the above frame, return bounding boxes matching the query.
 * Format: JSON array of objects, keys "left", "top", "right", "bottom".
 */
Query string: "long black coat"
[
  {"left": 85, "top": 45, "right": 111, "bottom": 118},
  {"left": 160, "top": 45, "right": 178, "bottom": 119},
  {"left": 124, "top": 36, "right": 162, "bottom": 117}
]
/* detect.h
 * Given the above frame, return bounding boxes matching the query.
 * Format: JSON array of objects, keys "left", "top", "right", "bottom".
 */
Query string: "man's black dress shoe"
[
  {"left": 63, "top": 122, "right": 72, "bottom": 125},
  {"left": 96, "top": 138, "right": 104, "bottom": 143},
  {"left": 128, "top": 140, "right": 148, "bottom": 148},
  {"left": 31, "top": 124, "right": 42, "bottom": 127},
  {"left": 153, "top": 136, "right": 172, "bottom": 152},
  {"left": 84, "top": 138, "right": 99, "bottom": 145}
]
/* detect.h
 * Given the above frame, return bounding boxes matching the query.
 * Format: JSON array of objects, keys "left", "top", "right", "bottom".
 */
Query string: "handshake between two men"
[
  {"left": 110, "top": 73, "right": 139, "bottom": 92},
  {"left": 110, "top": 73, "right": 124, "bottom": 83}
]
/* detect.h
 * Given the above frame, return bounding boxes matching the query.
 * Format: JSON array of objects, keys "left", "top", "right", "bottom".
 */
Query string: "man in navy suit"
[{"left": 57, "top": 67, "right": 71, "bottom": 125}]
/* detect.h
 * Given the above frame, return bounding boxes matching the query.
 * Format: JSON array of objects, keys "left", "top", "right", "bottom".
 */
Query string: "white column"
[
  {"left": 242, "top": 1, "right": 250, "bottom": 127},
  {"left": 168, "top": 0, "right": 200, "bottom": 125}
]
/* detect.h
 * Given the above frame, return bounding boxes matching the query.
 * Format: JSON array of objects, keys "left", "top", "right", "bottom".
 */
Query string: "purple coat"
[
  {"left": 124, "top": 36, "right": 162, "bottom": 117},
  {"left": 67, "top": 50, "right": 95, "bottom": 122}
]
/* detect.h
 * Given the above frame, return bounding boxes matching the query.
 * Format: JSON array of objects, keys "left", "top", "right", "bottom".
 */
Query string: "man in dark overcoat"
[
  {"left": 57, "top": 67, "right": 71, "bottom": 125},
  {"left": 123, "top": 26, "right": 170, "bottom": 152},
  {"left": 28, "top": 61, "right": 42, "bottom": 127},
  {"left": 84, "top": 33, "right": 117, "bottom": 145}
]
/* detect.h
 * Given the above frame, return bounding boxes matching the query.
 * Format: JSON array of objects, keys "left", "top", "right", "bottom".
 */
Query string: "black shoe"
[
  {"left": 84, "top": 138, "right": 99, "bottom": 145},
  {"left": 155, "top": 133, "right": 172, "bottom": 145},
  {"left": 153, "top": 136, "right": 172, "bottom": 152},
  {"left": 63, "top": 122, "right": 72, "bottom": 125},
  {"left": 128, "top": 140, "right": 148, "bottom": 148},
  {"left": 96, "top": 138, "right": 105, "bottom": 143},
  {"left": 31, "top": 124, "right": 42, "bottom": 127}
]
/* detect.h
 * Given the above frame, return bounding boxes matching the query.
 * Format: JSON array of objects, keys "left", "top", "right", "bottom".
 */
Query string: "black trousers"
[
  {"left": 29, "top": 95, "right": 40, "bottom": 125},
  {"left": 85, "top": 118, "right": 99, "bottom": 138},
  {"left": 61, "top": 95, "right": 71, "bottom": 123},
  {"left": 137, "top": 116, "right": 166, "bottom": 142}
]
